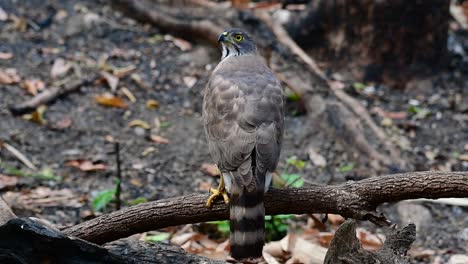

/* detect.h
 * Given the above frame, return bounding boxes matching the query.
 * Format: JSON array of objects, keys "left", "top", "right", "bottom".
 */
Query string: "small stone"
[
  {"left": 133, "top": 126, "right": 146, "bottom": 136},
  {"left": 396, "top": 202, "right": 432, "bottom": 230},
  {"left": 448, "top": 254, "right": 468, "bottom": 264}
]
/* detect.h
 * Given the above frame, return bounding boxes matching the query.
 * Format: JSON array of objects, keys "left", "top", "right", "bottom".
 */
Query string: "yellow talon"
[{"left": 206, "top": 175, "right": 230, "bottom": 208}]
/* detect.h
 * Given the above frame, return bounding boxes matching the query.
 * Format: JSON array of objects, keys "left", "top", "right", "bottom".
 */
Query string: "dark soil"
[{"left": 0, "top": 0, "right": 467, "bottom": 263}]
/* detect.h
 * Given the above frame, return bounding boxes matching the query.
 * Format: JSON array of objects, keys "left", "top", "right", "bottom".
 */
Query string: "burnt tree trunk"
[{"left": 287, "top": 0, "right": 450, "bottom": 82}]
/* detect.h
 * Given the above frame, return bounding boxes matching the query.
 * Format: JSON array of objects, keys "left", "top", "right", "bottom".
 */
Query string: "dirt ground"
[{"left": 0, "top": 0, "right": 467, "bottom": 263}]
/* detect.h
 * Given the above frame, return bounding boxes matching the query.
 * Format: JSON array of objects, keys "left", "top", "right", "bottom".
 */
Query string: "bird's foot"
[{"left": 206, "top": 177, "right": 230, "bottom": 208}]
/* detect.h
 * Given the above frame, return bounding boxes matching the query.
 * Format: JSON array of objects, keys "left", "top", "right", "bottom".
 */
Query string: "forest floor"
[{"left": 0, "top": 0, "right": 467, "bottom": 263}]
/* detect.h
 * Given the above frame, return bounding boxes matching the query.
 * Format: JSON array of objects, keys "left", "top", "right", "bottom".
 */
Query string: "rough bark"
[
  {"left": 105, "top": 238, "right": 223, "bottom": 264},
  {"left": 0, "top": 217, "right": 221, "bottom": 264},
  {"left": 324, "top": 219, "right": 415, "bottom": 264},
  {"left": 286, "top": 0, "right": 450, "bottom": 81},
  {"left": 111, "top": 0, "right": 407, "bottom": 174},
  {"left": 63, "top": 171, "right": 468, "bottom": 245}
]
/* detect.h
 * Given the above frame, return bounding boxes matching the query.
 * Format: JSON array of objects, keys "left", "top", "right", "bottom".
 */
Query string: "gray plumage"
[{"left": 203, "top": 28, "right": 284, "bottom": 260}]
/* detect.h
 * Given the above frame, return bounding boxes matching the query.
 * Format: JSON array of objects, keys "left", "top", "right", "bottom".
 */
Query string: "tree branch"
[{"left": 63, "top": 171, "right": 468, "bottom": 245}]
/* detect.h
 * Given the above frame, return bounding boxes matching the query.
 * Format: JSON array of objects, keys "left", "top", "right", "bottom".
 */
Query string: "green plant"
[
  {"left": 265, "top": 214, "right": 294, "bottom": 241},
  {"left": 145, "top": 232, "right": 170, "bottom": 242},
  {"left": 128, "top": 197, "right": 148, "bottom": 206},
  {"left": 286, "top": 156, "right": 305, "bottom": 170},
  {"left": 338, "top": 163, "right": 354, "bottom": 173},
  {"left": 0, "top": 162, "right": 60, "bottom": 181},
  {"left": 92, "top": 188, "right": 116, "bottom": 211},
  {"left": 408, "top": 105, "right": 431, "bottom": 119},
  {"left": 209, "top": 220, "right": 230, "bottom": 235},
  {"left": 352, "top": 82, "right": 366, "bottom": 91},
  {"left": 281, "top": 173, "right": 304, "bottom": 188}
]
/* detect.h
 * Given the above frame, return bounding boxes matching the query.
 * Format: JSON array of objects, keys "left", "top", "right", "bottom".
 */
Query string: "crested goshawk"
[{"left": 203, "top": 28, "right": 284, "bottom": 261}]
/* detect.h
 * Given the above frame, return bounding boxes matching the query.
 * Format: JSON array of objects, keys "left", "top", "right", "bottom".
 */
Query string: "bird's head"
[{"left": 218, "top": 28, "right": 256, "bottom": 60}]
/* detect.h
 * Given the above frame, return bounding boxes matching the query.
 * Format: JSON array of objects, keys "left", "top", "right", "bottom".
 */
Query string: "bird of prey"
[{"left": 203, "top": 28, "right": 284, "bottom": 261}]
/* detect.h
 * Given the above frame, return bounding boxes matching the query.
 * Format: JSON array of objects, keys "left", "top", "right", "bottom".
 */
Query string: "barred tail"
[{"left": 229, "top": 188, "right": 265, "bottom": 260}]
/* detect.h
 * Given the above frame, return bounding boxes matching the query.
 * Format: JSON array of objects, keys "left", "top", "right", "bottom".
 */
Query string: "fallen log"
[
  {"left": 63, "top": 171, "right": 468, "bottom": 245},
  {"left": 0, "top": 198, "right": 222, "bottom": 264}
]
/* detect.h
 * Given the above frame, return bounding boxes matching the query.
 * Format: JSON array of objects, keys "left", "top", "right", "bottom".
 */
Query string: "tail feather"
[{"left": 229, "top": 188, "right": 265, "bottom": 259}]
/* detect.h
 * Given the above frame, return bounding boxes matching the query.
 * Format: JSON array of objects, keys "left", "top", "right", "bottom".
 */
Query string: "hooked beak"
[{"left": 218, "top": 32, "right": 228, "bottom": 43}]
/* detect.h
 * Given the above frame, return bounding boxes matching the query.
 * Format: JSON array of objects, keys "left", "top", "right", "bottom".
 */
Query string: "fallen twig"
[
  {"left": 9, "top": 75, "right": 98, "bottom": 115},
  {"left": 63, "top": 171, "right": 468, "bottom": 245},
  {"left": 3, "top": 142, "right": 38, "bottom": 171},
  {"left": 115, "top": 142, "right": 122, "bottom": 211}
]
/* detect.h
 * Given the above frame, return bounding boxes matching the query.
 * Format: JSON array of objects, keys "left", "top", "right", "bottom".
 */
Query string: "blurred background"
[{"left": 0, "top": 0, "right": 467, "bottom": 263}]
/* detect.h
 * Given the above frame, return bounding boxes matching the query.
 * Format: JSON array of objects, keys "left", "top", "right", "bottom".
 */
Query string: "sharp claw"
[
  {"left": 222, "top": 193, "right": 230, "bottom": 204},
  {"left": 205, "top": 184, "right": 229, "bottom": 208}
]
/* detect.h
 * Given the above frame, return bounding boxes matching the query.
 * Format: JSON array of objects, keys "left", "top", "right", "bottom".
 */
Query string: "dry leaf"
[
  {"left": 51, "top": 117, "right": 72, "bottom": 130},
  {"left": 0, "top": 175, "right": 18, "bottom": 191},
  {"left": 150, "top": 59, "right": 157, "bottom": 69},
  {"left": 55, "top": 10, "right": 68, "bottom": 21},
  {"left": 328, "top": 80, "right": 345, "bottom": 90},
  {"left": 51, "top": 58, "right": 72, "bottom": 79},
  {"left": 308, "top": 148, "right": 327, "bottom": 167},
  {"left": 100, "top": 71, "right": 119, "bottom": 91},
  {"left": 141, "top": 147, "right": 156, "bottom": 156},
  {"left": 66, "top": 160, "right": 107, "bottom": 172},
  {"left": 95, "top": 94, "right": 127, "bottom": 108},
  {"left": 41, "top": 47, "right": 61, "bottom": 54},
  {"left": 131, "top": 73, "right": 151, "bottom": 90},
  {"left": 0, "top": 7, "right": 7, "bottom": 21},
  {"left": 80, "top": 209, "right": 95, "bottom": 220},
  {"left": 263, "top": 240, "right": 285, "bottom": 258},
  {"left": 197, "top": 181, "right": 212, "bottom": 192},
  {"left": 183, "top": 76, "right": 197, "bottom": 88},
  {"left": 104, "top": 135, "right": 115, "bottom": 142},
  {"left": 150, "top": 134, "right": 170, "bottom": 144},
  {"left": 231, "top": 0, "right": 250, "bottom": 8},
  {"left": 327, "top": 214, "right": 345, "bottom": 226},
  {"left": 130, "top": 178, "right": 143, "bottom": 187},
  {"left": 129, "top": 119, "right": 151, "bottom": 129},
  {"left": 23, "top": 105, "right": 47, "bottom": 124},
  {"left": 308, "top": 214, "right": 327, "bottom": 231},
  {"left": 386, "top": 111, "right": 407, "bottom": 120},
  {"left": 356, "top": 228, "right": 385, "bottom": 251},
  {"left": 3, "top": 187, "right": 82, "bottom": 212},
  {"left": 0, "top": 52, "right": 13, "bottom": 60},
  {"left": 22, "top": 79, "right": 45, "bottom": 95},
  {"left": 409, "top": 247, "right": 435, "bottom": 260},
  {"left": 459, "top": 154, "right": 468, "bottom": 161},
  {"left": 113, "top": 65, "right": 137, "bottom": 78},
  {"left": 0, "top": 68, "right": 21, "bottom": 84},
  {"left": 318, "top": 232, "right": 334, "bottom": 247},
  {"left": 280, "top": 234, "right": 327, "bottom": 264},
  {"left": 263, "top": 251, "right": 281, "bottom": 264},
  {"left": 121, "top": 87, "right": 136, "bottom": 102},
  {"left": 200, "top": 163, "right": 220, "bottom": 176},
  {"left": 165, "top": 35, "right": 192, "bottom": 51},
  {"left": 146, "top": 99, "right": 160, "bottom": 110},
  {"left": 171, "top": 232, "right": 199, "bottom": 246}
]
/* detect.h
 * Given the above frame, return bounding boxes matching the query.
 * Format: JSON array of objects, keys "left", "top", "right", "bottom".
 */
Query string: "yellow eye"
[{"left": 233, "top": 34, "right": 243, "bottom": 42}]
